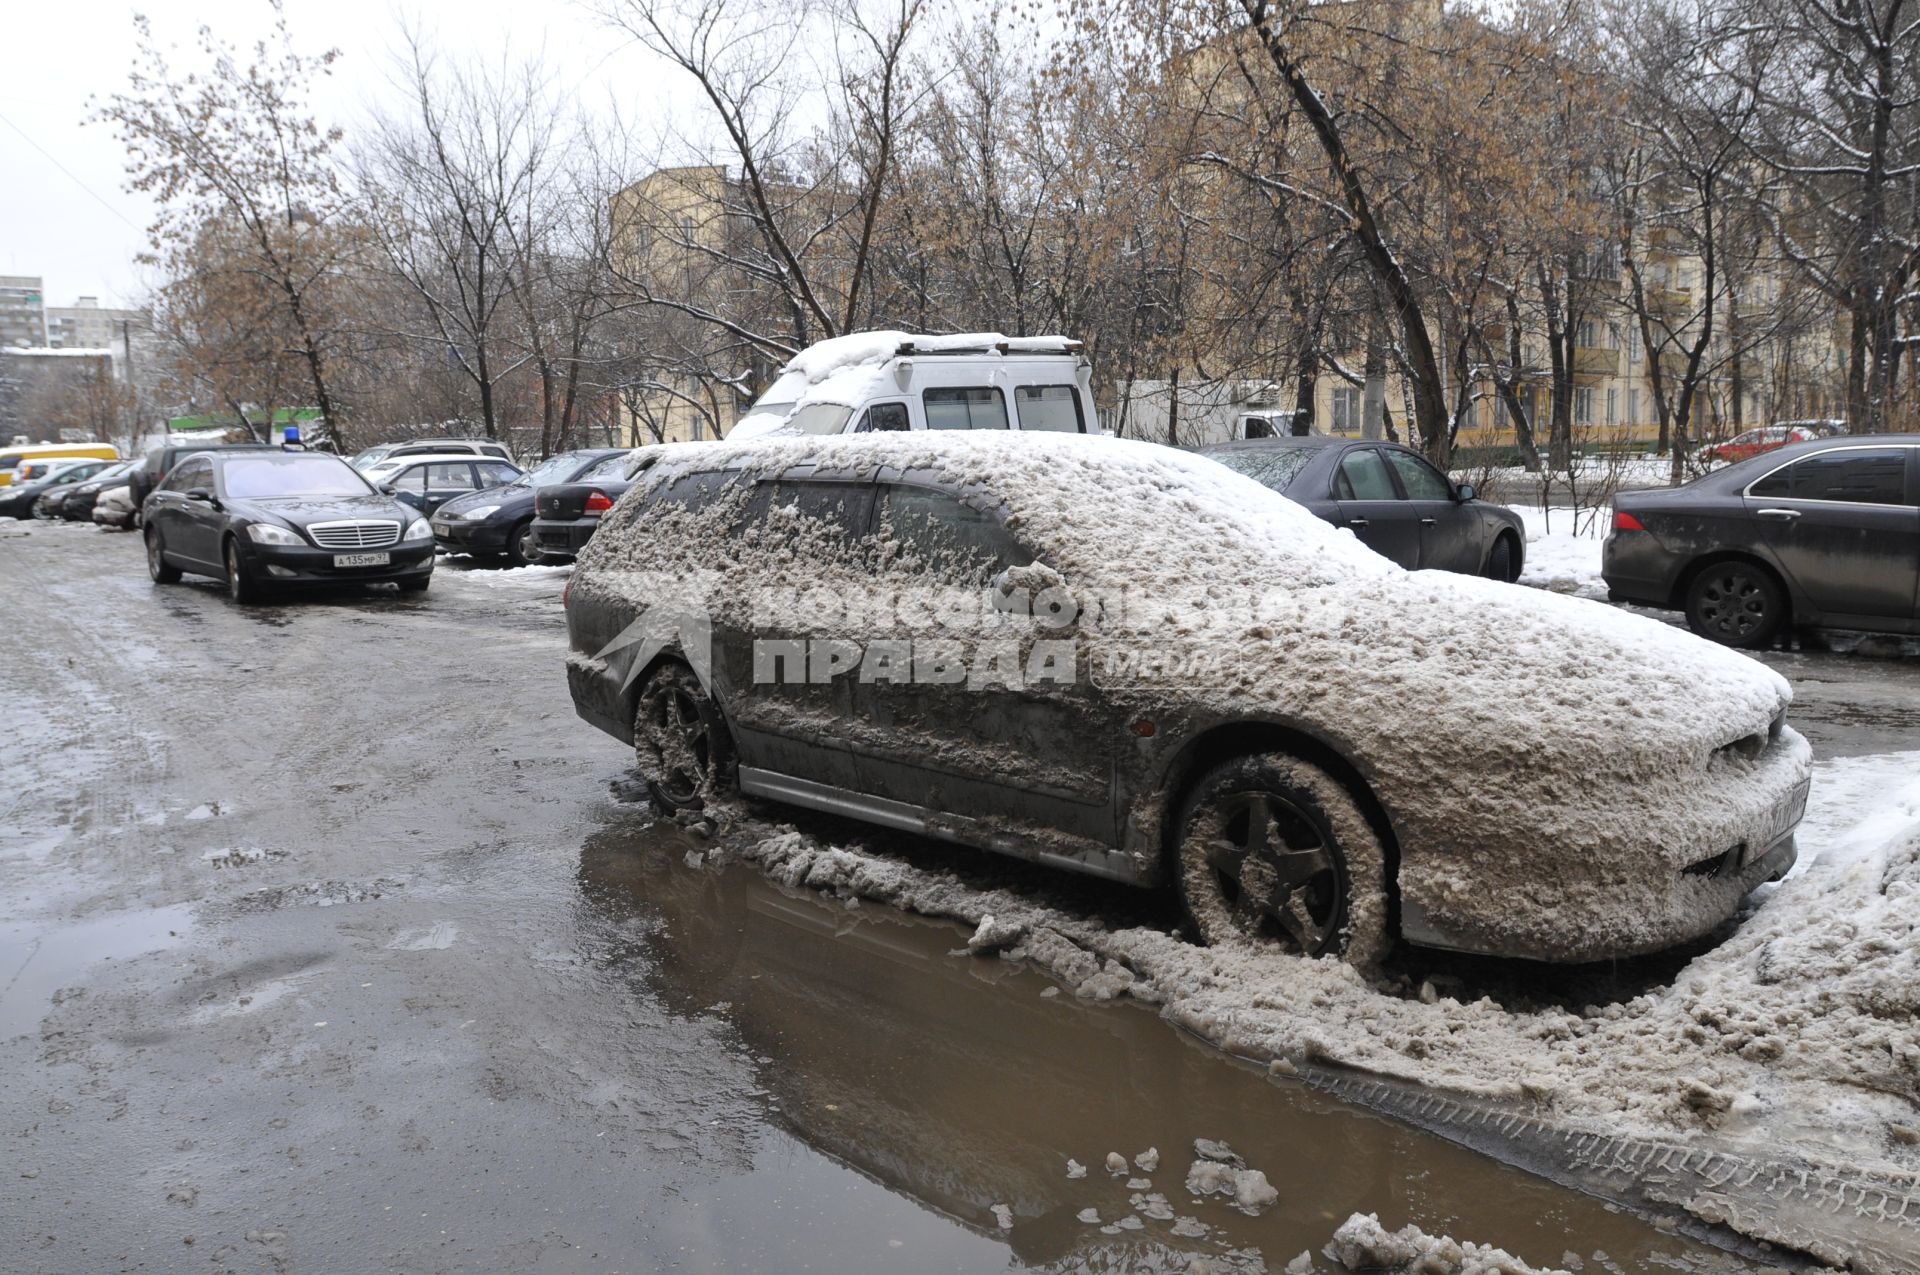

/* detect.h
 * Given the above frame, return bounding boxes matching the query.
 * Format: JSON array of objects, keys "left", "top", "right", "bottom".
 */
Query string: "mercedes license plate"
[{"left": 333, "top": 551, "right": 390, "bottom": 568}]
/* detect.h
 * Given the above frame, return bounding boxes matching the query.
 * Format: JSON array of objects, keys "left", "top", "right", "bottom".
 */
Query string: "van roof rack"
[{"left": 894, "top": 338, "right": 1085, "bottom": 357}]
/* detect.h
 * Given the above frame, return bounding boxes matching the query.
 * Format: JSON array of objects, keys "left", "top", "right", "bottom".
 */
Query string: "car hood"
[
  {"left": 231, "top": 493, "right": 419, "bottom": 529},
  {"left": 1183, "top": 572, "right": 1789, "bottom": 772},
  {"left": 436, "top": 484, "right": 533, "bottom": 517}
]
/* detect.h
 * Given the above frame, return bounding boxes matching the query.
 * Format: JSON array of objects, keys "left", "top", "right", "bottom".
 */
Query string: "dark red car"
[{"left": 1705, "top": 425, "right": 1816, "bottom": 464}]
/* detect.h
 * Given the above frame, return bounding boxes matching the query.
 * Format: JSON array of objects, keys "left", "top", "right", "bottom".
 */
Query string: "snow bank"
[
  {"left": 692, "top": 747, "right": 1920, "bottom": 1255},
  {"left": 1325, "top": 1213, "right": 1569, "bottom": 1275},
  {"left": 1514, "top": 507, "right": 1608, "bottom": 601}
]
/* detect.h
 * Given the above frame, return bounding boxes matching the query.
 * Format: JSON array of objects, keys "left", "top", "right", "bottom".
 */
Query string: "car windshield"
[
  {"left": 1206, "top": 447, "right": 1318, "bottom": 492},
  {"left": 349, "top": 447, "right": 393, "bottom": 470},
  {"left": 222, "top": 454, "right": 372, "bottom": 499},
  {"left": 785, "top": 403, "right": 855, "bottom": 435},
  {"left": 512, "top": 453, "right": 590, "bottom": 487}
]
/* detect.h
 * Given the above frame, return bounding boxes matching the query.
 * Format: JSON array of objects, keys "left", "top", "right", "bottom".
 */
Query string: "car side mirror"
[
  {"left": 1455, "top": 483, "right": 1477, "bottom": 503},
  {"left": 185, "top": 488, "right": 214, "bottom": 503},
  {"left": 379, "top": 482, "right": 397, "bottom": 495}
]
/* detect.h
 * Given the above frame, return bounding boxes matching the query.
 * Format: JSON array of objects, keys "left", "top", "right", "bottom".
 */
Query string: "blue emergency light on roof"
[{"left": 282, "top": 424, "right": 301, "bottom": 447}]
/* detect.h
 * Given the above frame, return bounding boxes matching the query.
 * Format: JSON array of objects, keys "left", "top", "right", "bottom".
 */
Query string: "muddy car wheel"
[
  {"left": 633, "top": 662, "right": 734, "bottom": 811},
  {"left": 1175, "top": 752, "right": 1390, "bottom": 964},
  {"left": 1684, "top": 563, "right": 1784, "bottom": 649},
  {"left": 224, "top": 538, "right": 261, "bottom": 604},
  {"left": 1484, "top": 535, "right": 1515, "bottom": 582},
  {"left": 145, "top": 528, "right": 181, "bottom": 584}
]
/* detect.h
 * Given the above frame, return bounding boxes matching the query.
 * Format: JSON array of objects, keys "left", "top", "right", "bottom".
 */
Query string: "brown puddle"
[{"left": 576, "top": 814, "right": 1762, "bottom": 1274}]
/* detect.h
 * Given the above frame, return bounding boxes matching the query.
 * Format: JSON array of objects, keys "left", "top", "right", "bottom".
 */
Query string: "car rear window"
[
  {"left": 1209, "top": 447, "right": 1316, "bottom": 492},
  {"left": 1013, "top": 385, "right": 1084, "bottom": 433}
]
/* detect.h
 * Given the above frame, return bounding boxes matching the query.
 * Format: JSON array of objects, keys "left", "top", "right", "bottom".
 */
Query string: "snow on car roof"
[
  {"left": 755, "top": 330, "right": 1083, "bottom": 415},
  {"left": 631, "top": 431, "right": 1394, "bottom": 592}
]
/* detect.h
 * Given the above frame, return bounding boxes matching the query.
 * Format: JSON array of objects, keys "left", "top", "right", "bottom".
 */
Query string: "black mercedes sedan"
[
  {"left": 143, "top": 450, "right": 435, "bottom": 602},
  {"left": 532, "top": 460, "right": 640, "bottom": 559},
  {"left": 1605, "top": 435, "right": 1920, "bottom": 647},
  {"left": 1199, "top": 438, "right": 1526, "bottom": 579},
  {"left": 432, "top": 448, "right": 629, "bottom": 565}
]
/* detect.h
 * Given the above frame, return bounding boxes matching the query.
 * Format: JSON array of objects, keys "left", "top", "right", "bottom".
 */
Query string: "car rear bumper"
[
  {"left": 238, "top": 539, "right": 436, "bottom": 585},
  {"left": 1600, "top": 531, "right": 1680, "bottom": 607},
  {"left": 532, "top": 516, "right": 600, "bottom": 557}
]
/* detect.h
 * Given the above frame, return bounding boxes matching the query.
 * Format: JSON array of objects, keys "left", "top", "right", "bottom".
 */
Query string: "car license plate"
[{"left": 334, "top": 552, "right": 390, "bottom": 568}]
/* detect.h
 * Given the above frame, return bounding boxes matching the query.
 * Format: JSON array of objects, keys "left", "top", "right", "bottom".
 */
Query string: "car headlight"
[
  {"left": 246, "top": 523, "right": 305, "bottom": 546},
  {"left": 402, "top": 517, "right": 432, "bottom": 542},
  {"left": 461, "top": 504, "right": 501, "bottom": 521}
]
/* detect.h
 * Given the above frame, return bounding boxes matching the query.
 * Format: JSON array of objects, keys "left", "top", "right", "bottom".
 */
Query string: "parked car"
[
  {"left": 564, "top": 432, "right": 1810, "bottom": 965},
  {"left": 1703, "top": 424, "right": 1819, "bottom": 465},
  {"left": 432, "top": 448, "right": 628, "bottom": 566},
  {"left": 729, "top": 330, "right": 1101, "bottom": 440},
  {"left": 143, "top": 450, "right": 435, "bottom": 602},
  {"left": 360, "top": 454, "right": 523, "bottom": 517},
  {"left": 130, "top": 442, "right": 279, "bottom": 510},
  {"left": 531, "top": 462, "right": 641, "bottom": 559},
  {"left": 349, "top": 438, "right": 514, "bottom": 471},
  {"left": 93, "top": 484, "right": 137, "bottom": 530},
  {"left": 48, "top": 461, "right": 136, "bottom": 521},
  {"left": 0, "top": 459, "right": 116, "bottom": 519},
  {"left": 1604, "top": 435, "right": 1920, "bottom": 646},
  {"left": 1199, "top": 438, "right": 1525, "bottom": 578},
  {"left": 0, "top": 442, "right": 118, "bottom": 488}
]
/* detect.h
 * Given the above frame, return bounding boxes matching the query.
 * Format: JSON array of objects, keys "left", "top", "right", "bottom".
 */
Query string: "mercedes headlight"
[
  {"left": 402, "top": 517, "right": 432, "bottom": 542},
  {"left": 246, "top": 523, "right": 304, "bottom": 546}
]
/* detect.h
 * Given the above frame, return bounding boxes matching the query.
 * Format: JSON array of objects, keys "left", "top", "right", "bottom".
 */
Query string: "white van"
[{"left": 728, "top": 332, "right": 1102, "bottom": 439}]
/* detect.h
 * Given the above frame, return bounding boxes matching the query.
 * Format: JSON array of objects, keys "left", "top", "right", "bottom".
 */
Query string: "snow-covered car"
[
  {"left": 728, "top": 331, "right": 1102, "bottom": 440},
  {"left": 93, "top": 483, "right": 137, "bottom": 530},
  {"left": 563, "top": 433, "right": 1812, "bottom": 964}
]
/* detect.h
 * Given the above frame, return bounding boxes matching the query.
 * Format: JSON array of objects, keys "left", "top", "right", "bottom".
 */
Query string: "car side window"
[
  {"left": 1335, "top": 449, "right": 1399, "bottom": 501},
  {"left": 579, "top": 455, "right": 631, "bottom": 482},
  {"left": 475, "top": 462, "right": 521, "bottom": 486},
  {"left": 161, "top": 458, "right": 213, "bottom": 492},
  {"left": 1384, "top": 449, "right": 1454, "bottom": 500},
  {"left": 922, "top": 386, "right": 1009, "bottom": 431},
  {"left": 853, "top": 402, "right": 911, "bottom": 433},
  {"left": 1012, "top": 385, "right": 1085, "bottom": 433},
  {"left": 878, "top": 483, "right": 1033, "bottom": 583},
  {"left": 426, "top": 463, "right": 477, "bottom": 491},
  {"left": 770, "top": 479, "right": 876, "bottom": 543},
  {"left": 1751, "top": 449, "right": 1908, "bottom": 504}
]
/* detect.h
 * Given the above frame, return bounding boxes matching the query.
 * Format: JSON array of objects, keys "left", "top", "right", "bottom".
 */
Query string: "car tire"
[
  {"left": 145, "top": 527, "right": 182, "bottom": 584},
  {"left": 1684, "top": 561, "right": 1785, "bottom": 649},
  {"left": 632, "top": 661, "right": 735, "bottom": 812},
  {"left": 1174, "top": 752, "right": 1390, "bottom": 965},
  {"left": 224, "top": 538, "right": 261, "bottom": 604},
  {"left": 1484, "top": 534, "right": 1516, "bottom": 582},
  {"left": 504, "top": 519, "right": 541, "bottom": 568}
]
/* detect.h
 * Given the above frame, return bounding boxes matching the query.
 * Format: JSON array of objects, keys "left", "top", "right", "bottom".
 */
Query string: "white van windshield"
[{"left": 785, "top": 403, "right": 855, "bottom": 435}]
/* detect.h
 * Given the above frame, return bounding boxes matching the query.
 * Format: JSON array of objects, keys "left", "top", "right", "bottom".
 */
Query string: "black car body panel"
[
  {"left": 144, "top": 451, "right": 433, "bottom": 590},
  {"left": 431, "top": 449, "right": 627, "bottom": 557},
  {"left": 1604, "top": 437, "right": 1920, "bottom": 635},
  {"left": 1197, "top": 438, "right": 1525, "bottom": 577},
  {"left": 533, "top": 474, "right": 636, "bottom": 557}
]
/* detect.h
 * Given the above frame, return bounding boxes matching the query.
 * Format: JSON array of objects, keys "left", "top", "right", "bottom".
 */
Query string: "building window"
[
  {"left": 1576, "top": 321, "right": 1597, "bottom": 349},
  {"left": 1330, "top": 387, "right": 1360, "bottom": 433},
  {"left": 1606, "top": 388, "right": 1618, "bottom": 424},
  {"left": 1575, "top": 387, "right": 1595, "bottom": 425},
  {"left": 1628, "top": 389, "right": 1639, "bottom": 424}
]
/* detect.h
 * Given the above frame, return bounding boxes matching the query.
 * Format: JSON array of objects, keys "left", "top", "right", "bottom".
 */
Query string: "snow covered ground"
[
  {"left": 688, "top": 746, "right": 1920, "bottom": 1264},
  {"left": 1514, "top": 505, "right": 1609, "bottom": 600}
]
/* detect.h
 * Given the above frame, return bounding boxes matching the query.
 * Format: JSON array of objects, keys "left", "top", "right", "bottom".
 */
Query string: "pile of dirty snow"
[{"left": 1321, "top": 1213, "right": 1569, "bottom": 1275}]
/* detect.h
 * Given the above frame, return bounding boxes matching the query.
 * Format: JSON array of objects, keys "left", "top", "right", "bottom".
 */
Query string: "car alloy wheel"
[
  {"left": 633, "top": 662, "right": 734, "bottom": 811},
  {"left": 507, "top": 519, "right": 541, "bottom": 567},
  {"left": 1176, "top": 752, "right": 1390, "bottom": 964},
  {"left": 225, "top": 539, "right": 260, "bottom": 604},
  {"left": 1686, "top": 565, "right": 1783, "bottom": 649},
  {"left": 146, "top": 528, "right": 181, "bottom": 583}
]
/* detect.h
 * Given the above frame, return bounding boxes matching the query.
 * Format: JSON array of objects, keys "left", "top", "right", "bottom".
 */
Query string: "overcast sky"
[{"left": 0, "top": 0, "right": 679, "bottom": 310}]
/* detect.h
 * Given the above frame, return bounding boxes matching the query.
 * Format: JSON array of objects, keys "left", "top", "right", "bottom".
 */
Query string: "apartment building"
[{"left": 0, "top": 276, "right": 47, "bottom": 349}]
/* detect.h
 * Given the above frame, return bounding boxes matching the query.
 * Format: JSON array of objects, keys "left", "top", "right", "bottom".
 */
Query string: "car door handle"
[
  {"left": 1347, "top": 518, "right": 1369, "bottom": 528},
  {"left": 1755, "top": 508, "right": 1802, "bottom": 520},
  {"left": 1420, "top": 517, "right": 1436, "bottom": 526}
]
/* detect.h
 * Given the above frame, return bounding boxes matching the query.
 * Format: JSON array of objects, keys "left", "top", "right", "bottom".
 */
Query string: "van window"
[
  {"left": 1013, "top": 385, "right": 1084, "bottom": 433},
  {"left": 786, "top": 403, "right": 856, "bottom": 435},
  {"left": 923, "top": 387, "right": 1008, "bottom": 431},
  {"left": 853, "top": 402, "right": 910, "bottom": 433}
]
